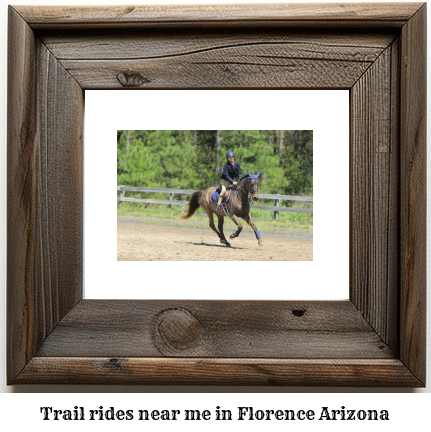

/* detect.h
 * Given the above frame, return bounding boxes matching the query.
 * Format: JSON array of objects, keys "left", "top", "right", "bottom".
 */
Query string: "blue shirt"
[{"left": 221, "top": 161, "right": 242, "bottom": 184}]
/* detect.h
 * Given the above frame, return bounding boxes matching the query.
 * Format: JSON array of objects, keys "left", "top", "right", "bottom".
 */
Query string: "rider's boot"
[
  {"left": 216, "top": 185, "right": 226, "bottom": 211},
  {"left": 216, "top": 195, "right": 223, "bottom": 211}
]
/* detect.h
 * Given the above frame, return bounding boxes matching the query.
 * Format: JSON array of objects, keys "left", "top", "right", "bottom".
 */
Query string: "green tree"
[{"left": 117, "top": 130, "right": 313, "bottom": 196}]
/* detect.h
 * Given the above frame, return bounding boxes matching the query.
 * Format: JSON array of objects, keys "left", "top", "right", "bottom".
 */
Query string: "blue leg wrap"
[{"left": 254, "top": 229, "right": 260, "bottom": 239}]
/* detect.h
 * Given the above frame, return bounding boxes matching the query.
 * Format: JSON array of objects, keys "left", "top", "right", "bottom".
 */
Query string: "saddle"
[{"left": 211, "top": 186, "right": 232, "bottom": 204}]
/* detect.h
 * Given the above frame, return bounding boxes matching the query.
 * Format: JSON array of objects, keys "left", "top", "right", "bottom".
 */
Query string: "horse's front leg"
[
  {"left": 244, "top": 214, "right": 263, "bottom": 246},
  {"left": 216, "top": 214, "right": 231, "bottom": 247},
  {"left": 229, "top": 215, "right": 243, "bottom": 240}
]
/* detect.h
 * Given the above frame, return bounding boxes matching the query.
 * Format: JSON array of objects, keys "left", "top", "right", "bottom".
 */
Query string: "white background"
[
  {"left": 84, "top": 90, "right": 349, "bottom": 300},
  {"left": 0, "top": 0, "right": 429, "bottom": 422}
]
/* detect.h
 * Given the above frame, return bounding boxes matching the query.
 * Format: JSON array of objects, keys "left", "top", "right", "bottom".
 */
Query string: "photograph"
[
  {"left": 2, "top": 0, "right": 427, "bottom": 397},
  {"left": 116, "top": 130, "right": 313, "bottom": 261},
  {"left": 83, "top": 89, "right": 348, "bottom": 301}
]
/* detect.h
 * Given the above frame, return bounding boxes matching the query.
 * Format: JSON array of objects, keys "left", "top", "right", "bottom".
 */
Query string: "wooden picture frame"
[{"left": 7, "top": 3, "right": 426, "bottom": 386}]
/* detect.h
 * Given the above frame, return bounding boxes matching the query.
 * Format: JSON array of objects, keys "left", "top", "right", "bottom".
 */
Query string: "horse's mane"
[
  {"left": 238, "top": 173, "right": 260, "bottom": 185},
  {"left": 238, "top": 174, "right": 250, "bottom": 184},
  {"left": 232, "top": 175, "right": 249, "bottom": 190}
]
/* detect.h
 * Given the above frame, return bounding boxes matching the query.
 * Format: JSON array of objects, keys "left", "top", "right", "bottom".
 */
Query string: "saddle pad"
[{"left": 211, "top": 188, "right": 231, "bottom": 203}]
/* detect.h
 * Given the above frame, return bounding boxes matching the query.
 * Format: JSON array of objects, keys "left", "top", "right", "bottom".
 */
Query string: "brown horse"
[{"left": 181, "top": 172, "right": 263, "bottom": 247}]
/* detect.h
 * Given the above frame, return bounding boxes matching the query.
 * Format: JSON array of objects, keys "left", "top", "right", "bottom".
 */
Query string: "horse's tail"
[{"left": 181, "top": 190, "right": 203, "bottom": 219}]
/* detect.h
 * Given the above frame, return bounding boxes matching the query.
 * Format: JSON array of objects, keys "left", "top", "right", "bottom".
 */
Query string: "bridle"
[{"left": 234, "top": 176, "right": 259, "bottom": 204}]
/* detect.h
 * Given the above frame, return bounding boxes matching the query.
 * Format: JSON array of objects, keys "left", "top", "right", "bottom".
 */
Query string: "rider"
[{"left": 216, "top": 150, "right": 242, "bottom": 211}]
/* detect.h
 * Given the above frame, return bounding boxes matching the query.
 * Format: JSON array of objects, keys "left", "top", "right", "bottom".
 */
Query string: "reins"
[{"left": 234, "top": 176, "right": 258, "bottom": 204}]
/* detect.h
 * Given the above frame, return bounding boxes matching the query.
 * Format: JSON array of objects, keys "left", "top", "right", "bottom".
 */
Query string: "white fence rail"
[{"left": 117, "top": 186, "right": 313, "bottom": 218}]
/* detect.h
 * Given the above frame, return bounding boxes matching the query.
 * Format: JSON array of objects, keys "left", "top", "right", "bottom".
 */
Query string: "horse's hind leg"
[
  {"left": 229, "top": 215, "right": 243, "bottom": 240},
  {"left": 206, "top": 210, "right": 227, "bottom": 245},
  {"left": 244, "top": 214, "right": 263, "bottom": 246},
  {"left": 216, "top": 213, "right": 231, "bottom": 247}
]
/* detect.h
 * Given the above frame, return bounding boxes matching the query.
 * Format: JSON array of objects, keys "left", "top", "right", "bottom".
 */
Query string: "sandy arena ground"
[{"left": 118, "top": 216, "right": 313, "bottom": 261}]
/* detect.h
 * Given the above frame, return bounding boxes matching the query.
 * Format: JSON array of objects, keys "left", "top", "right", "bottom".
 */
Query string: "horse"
[{"left": 181, "top": 171, "right": 263, "bottom": 247}]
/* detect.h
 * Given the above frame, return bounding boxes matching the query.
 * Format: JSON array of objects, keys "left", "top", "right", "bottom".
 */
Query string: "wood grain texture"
[
  {"left": 14, "top": 358, "right": 422, "bottom": 386},
  {"left": 35, "top": 40, "right": 84, "bottom": 336},
  {"left": 399, "top": 3, "right": 427, "bottom": 384},
  {"left": 41, "top": 31, "right": 395, "bottom": 60},
  {"left": 15, "top": 3, "right": 423, "bottom": 29},
  {"left": 7, "top": 3, "right": 427, "bottom": 386},
  {"left": 36, "top": 300, "right": 393, "bottom": 359},
  {"left": 350, "top": 43, "right": 399, "bottom": 348},
  {"left": 7, "top": 6, "right": 38, "bottom": 381},
  {"left": 7, "top": 6, "right": 83, "bottom": 383},
  {"left": 42, "top": 31, "right": 395, "bottom": 89}
]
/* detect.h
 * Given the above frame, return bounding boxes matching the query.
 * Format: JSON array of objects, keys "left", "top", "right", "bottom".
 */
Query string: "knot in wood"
[
  {"left": 292, "top": 308, "right": 306, "bottom": 317},
  {"left": 155, "top": 308, "right": 203, "bottom": 351},
  {"left": 116, "top": 71, "right": 150, "bottom": 87},
  {"left": 108, "top": 358, "right": 123, "bottom": 369}
]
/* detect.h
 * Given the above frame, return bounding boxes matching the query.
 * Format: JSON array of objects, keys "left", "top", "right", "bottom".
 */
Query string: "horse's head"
[{"left": 246, "top": 171, "right": 260, "bottom": 201}]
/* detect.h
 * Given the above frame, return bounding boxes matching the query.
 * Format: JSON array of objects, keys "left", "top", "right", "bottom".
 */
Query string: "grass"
[{"left": 117, "top": 199, "right": 313, "bottom": 232}]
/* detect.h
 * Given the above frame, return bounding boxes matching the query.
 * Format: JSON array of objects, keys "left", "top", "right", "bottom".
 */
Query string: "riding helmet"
[{"left": 226, "top": 150, "right": 235, "bottom": 159}]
